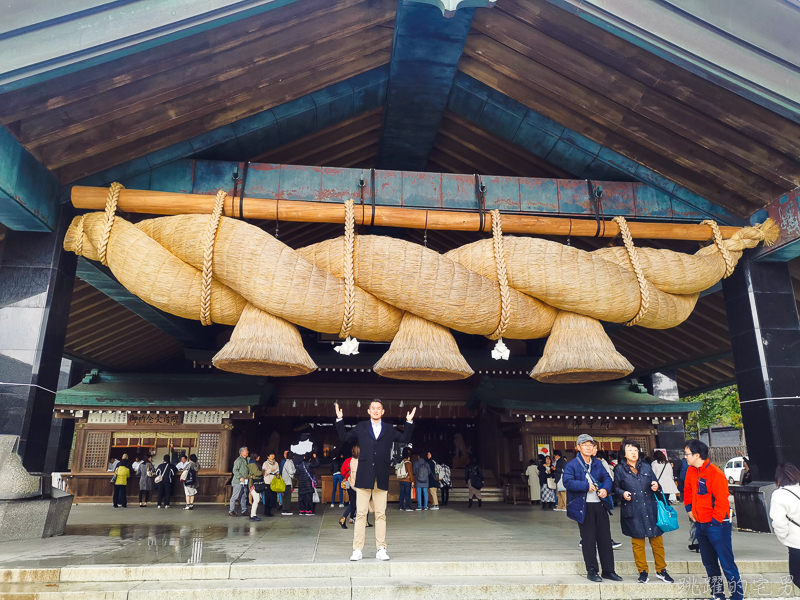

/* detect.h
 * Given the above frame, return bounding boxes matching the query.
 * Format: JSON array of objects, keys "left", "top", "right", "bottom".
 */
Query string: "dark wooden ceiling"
[
  {"left": 65, "top": 279, "right": 183, "bottom": 370},
  {"left": 252, "top": 107, "right": 384, "bottom": 169},
  {"left": 460, "top": 0, "right": 800, "bottom": 217},
  {"left": 0, "top": 0, "right": 395, "bottom": 184},
  {"left": 428, "top": 110, "right": 573, "bottom": 178}
]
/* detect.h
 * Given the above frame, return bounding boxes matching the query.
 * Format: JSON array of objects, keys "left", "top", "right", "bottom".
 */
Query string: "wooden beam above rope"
[{"left": 72, "top": 185, "right": 743, "bottom": 241}]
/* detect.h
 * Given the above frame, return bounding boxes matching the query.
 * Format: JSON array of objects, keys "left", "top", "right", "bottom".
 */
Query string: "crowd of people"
[
  {"left": 105, "top": 414, "right": 800, "bottom": 593},
  {"left": 109, "top": 452, "right": 197, "bottom": 509}
]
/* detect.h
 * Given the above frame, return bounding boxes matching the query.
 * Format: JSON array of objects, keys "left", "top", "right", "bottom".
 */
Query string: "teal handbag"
[{"left": 655, "top": 491, "right": 679, "bottom": 533}]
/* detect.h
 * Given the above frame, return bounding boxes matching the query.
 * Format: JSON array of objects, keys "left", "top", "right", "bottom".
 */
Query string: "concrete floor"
[{"left": 0, "top": 501, "right": 789, "bottom": 569}]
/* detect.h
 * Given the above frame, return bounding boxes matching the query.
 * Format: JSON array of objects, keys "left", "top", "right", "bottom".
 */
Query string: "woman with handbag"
[
  {"left": 182, "top": 454, "right": 200, "bottom": 510},
  {"left": 138, "top": 455, "right": 155, "bottom": 507},
  {"left": 295, "top": 452, "right": 318, "bottom": 516},
  {"left": 769, "top": 462, "right": 800, "bottom": 589},
  {"left": 613, "top": 440, "right": 674, "bottom": 585},
  {"left": 539, "top": 455, "right": 557, "bottom": 510},
  {"left": 154, "top": 455, "right": 177, "bottom": 508},
  {"left": 261, "top": 453, "right": 281, "bottom": 517},
  {"left": 280, "top": 451, "right": 296, "bottom": 515},
  {"left": 112, "top": 459, "right": 130, "bottom": 508}
]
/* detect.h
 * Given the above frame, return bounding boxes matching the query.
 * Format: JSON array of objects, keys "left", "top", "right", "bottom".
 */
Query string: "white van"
[{"left": 724, "top": 457, "right": 746, "bottom": 485}]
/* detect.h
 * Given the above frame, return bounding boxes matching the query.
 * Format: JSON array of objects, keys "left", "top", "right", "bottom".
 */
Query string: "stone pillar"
[
  {"left": 722, "top": 254, "right": 800, "bottom": 482},
  {"left": 43, "top": 358, "right": 77, "bottom": 473},
  {"left": 646, "top": 371, "right": 687, "bottom": 461},
  {"left": 0, "top": 207, "right": 76, "bottom": 472}
]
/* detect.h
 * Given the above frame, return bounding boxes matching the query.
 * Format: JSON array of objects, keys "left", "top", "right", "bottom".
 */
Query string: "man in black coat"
[{"left": 335, "top": 399, "right": 416, "bottom": 562}]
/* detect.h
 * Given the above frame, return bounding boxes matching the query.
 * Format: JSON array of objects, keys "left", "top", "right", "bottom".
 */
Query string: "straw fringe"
[
  {"left": 531, "top": 311, "right": 634, "bottom": 383},
  {"left": 213, "top": 303, "right": 317, "bottom": 377},
  {"left": 373, "top": 312, "right": 474, "bottom": 381}
]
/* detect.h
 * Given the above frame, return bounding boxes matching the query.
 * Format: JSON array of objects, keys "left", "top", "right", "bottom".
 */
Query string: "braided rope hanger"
[
  {"left": 613, "top": 216, "right": 650, "bottom": 327},
  {"left": 339, "top": 198, "right": 356, "bottom": 339},
  {"left": 488, "top": 209, "right": 510, "bottom": 341},
  {"left": 200, "top": 190, "right": 227, "bottom": 326},
  {"left": 702, "top": 219, "right": 735, "bottom": 278},
  {"left": 98, "top": 182, "right": 124, "bottom": 266}
]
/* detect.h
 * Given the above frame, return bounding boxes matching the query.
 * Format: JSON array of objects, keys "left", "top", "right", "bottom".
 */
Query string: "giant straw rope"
[{"left": 63, "top": 185, "right": 779, "bottom": 382}]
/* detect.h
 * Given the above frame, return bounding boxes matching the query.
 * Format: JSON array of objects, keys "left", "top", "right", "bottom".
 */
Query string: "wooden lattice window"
[
  {"left": 83, "top": 431, "right": 111, "bottom": 470},
  {"left": 197, "top": 433, "right": 219, "bottom": 470},
  {"left": 626, "top": 437, "right": 650, "bottom": 457},
  {"left": 532, "top": 435, "right": 553, "bottom": 454}
]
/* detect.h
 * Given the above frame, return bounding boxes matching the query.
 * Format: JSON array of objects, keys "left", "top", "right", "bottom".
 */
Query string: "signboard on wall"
[
  {"left": 87, "top": 411, "right": 127, "bottom": 424},
  {"left": 537, "top": 444, "right": 551, "bottom": 457}
]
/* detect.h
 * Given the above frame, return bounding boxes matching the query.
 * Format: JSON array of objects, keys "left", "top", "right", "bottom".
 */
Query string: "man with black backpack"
[
  {"left": 465, "top": 456, "right": 484, "bottom": 508},
  {"left": 413, "top": 455, "right": 430, "bottom": 510}
]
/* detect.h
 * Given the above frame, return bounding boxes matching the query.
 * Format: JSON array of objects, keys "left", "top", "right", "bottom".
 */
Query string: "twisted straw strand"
[
  {"left": 489, "top": 209, "right": 511, "bottom": 340},
  {"left": 701, "top": 219, "right": 735, "bottom": 278},
  {"left": 200, "top": 190, "right": 227, "bottom": 326},
  {"left": 339, "top": 198, "right": 356, "bottom": 339},
  {"left": 98, "top": 182, "right": 123, "bottom": 266},
  {"left": 74, "top": 214, "right": 87, "bottom": 257},
  {"left": 613, "top": 216, "right": 650, "bottom": 327}
]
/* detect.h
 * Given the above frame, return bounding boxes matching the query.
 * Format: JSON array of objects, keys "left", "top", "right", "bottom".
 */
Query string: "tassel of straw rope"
[
  {"left": 613, "top": 216, "right": 650, "bottom": 327},
  {"left": 339, "top": 198, "right": 356, "bottom": 339},
  {"left": 200, "top": 190, "right": 227, "bottom": 326},
  {"left": 98, "top": 182, "right": 124, "bottom": 266},
  {"left": 702, "top": 219, "right": 735, "bottom": 278},
  {"left": 488, "top": 209, "right": 511, "bottom": 340}
]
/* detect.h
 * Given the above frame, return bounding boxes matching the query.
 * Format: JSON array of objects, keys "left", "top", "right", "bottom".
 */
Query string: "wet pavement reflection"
[{"left": 0, "top": 503, "right": 789, "bottom": 568}]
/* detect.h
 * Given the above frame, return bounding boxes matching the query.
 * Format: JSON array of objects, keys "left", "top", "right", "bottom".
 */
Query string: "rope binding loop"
[
  {"left": 98, "top": 182, "right": 124, "bottom": 266},
  {"left": 339, "top": 199, "right": 356, "bottom": 340},
  {"left": 613, "top": 216, "right": 650, "bottom": 327},
  {"left": 200, "top": 190, "right": 227, "bottom": 326},
  {"left": 488, "top": 209, "right": 510, "bottom": 341},
  {"left": 702, "top": 220, "right": 735, "bottom": 278}
]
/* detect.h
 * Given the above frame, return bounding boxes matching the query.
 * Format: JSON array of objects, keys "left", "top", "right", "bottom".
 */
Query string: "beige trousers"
[
  {"left": 557, "top": 490, "right": 567, "bottom": 510},
  {"left": 249, "top": 487, "right": 260, "bottom": 517},
  {"left": 429, "top": 488, "right": 438, "bottom": 506},
  {"left": 354, "top": 483, "right": 387, "bottom": 551}
]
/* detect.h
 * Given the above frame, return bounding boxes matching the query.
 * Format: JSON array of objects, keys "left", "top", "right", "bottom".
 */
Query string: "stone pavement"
[{"left": 0, "top": 502, "right": 794, "bottom": 599}]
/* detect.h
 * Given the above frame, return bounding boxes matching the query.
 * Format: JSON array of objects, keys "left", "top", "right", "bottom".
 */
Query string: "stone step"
[
  {"left": 0, "top": 559, "right": 788, "bottom": 583},
  {"left": 0, "top": 572, "right": 792, "bottom": 600},
  {"left": 447, "top": 487, "right": 504, "bottom": 501}
]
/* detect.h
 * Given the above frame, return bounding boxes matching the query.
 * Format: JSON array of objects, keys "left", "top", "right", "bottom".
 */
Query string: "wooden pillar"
[{"left": 219, "top": 426, "right": 232, "bottom": 474}]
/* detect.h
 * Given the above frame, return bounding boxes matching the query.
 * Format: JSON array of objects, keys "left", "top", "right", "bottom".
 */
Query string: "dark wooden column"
[
  {"left": 722, "top": 254, "right": 800, "bottom": 482},
  {"left": 0, "top": 206, "right": 76, "bottom": 472}
]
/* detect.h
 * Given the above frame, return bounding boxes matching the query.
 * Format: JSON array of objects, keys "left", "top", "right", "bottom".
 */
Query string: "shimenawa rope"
[{"left": 613, "top": 216, "right": 650, "bottom": 327}]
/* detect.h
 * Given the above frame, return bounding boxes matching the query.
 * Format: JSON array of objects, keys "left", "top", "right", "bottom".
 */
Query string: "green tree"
[{"left": 680, "top": 385, "right": 742, "bottom": 441}]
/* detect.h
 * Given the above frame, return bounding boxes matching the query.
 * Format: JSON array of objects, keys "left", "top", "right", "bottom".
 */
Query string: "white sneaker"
[
  {"left": 376, "top": 547, "right": 390, "bottom": 561},
  {"left": 331, "top": 503, "right": 335, "bottom": 508},
  {"left": 339, "top": 503, "right": 344, "bottom": 507},
  {"left": 350, "top": 549, "right": 363, "bottom": 562},
  {"left": 431, "top": 506, "right": 439, "bottom": 510}
]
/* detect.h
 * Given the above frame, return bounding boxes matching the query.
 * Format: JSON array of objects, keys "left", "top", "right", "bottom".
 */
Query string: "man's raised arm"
[{"left": 334, "top": 402, "right": 357, "bottom": 443}]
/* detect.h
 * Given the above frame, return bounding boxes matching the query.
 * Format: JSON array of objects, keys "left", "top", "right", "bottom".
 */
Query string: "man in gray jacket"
[{"left": 229, "top": 447, "right": 250, "bottom": 516}]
